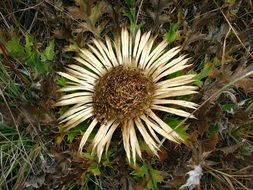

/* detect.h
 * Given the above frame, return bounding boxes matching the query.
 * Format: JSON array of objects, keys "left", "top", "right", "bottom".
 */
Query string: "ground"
[{"left": 0, "top": 0, "right": 253, "bottom": 189}]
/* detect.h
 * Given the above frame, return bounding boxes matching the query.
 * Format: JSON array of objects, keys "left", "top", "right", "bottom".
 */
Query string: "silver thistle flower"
[{"left": 56, "top": 29, "right": 198, "bottom": 163}]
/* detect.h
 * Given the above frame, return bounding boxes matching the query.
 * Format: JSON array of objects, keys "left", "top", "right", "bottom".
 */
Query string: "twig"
[
  {"left": 6, "top": 0, "right": 45, "bottom": 15},
  {"left": 214, "top": 1, "right": 253, "bottom": 59},
  {"left": 0, "top": 88, "right": 17, "bottom": 126},
  {"left": 0, "top": 11, "right": 10, "bottom": 29},
  {"left": 135, "top": 0, "right": 144, "bottom": 27},
  {"left": 28, "top": 11, "right": 38, "bottom": 33},
  {"left": 221, "top": 28, "right": 231, "bottom": 72}
]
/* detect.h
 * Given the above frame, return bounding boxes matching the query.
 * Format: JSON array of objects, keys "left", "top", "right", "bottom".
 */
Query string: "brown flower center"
[{"left": 93, "top": 65, "right": 155, "bottom": 123}]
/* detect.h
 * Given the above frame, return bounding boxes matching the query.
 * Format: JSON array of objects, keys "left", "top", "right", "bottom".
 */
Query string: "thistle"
[{"left": 56, "top": 29, "right": 198, "bottom": 163}]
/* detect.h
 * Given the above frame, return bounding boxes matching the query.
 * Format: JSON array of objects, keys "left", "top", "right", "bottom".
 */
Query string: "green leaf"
[
  {"left": 124, "top": 0, "right": 135, "bottom": 7},
  {"left": 123, "top": 10, "right": 135, "bottom": 24},
  {"left": 25, "top": 34, "right": 34, "bottom": 53},
  {"left": 66, "top": 123, "right": 89, "bottom": 142},
  {"left": 147, "top": 167, "right": 163, "bottom": 190},
  {"left": 123, "top": 9, "right": 145, "bottom": 34},
  {"left": 82, "top": 152, "right": 94, "bottom": 160},
  {"left": 24, "top": 34, "right": 43, "bottom": 70},
  {"left": 56, "top": 75, "right": 69, "bottom": 87},
  {"left": 132, "top": 163, "right": 163, "bottom": 190},
  {"left": 221, "top": 103, "right": 235, "bottom": 113},
  {"left": 67, "top": 130, "right": 79, "bottom": 143},
  {"left": 6, "top": 33, "right": 53, "bottom": 75},
  {"left": 41, "top": 40, "right": 55, "bottom": 61},
  {"left": 6, "top": 38, "right": 25, "bottom": 58},
  {"left": 88, "top": 2, "right": 107, "bottom": 25},
  {"left": 64, "top": 43, "right": 80, "bottom": 52},
  {"left": 26, "top": 51, "right": 40, "bottom": 66},
  {"left": 174, "top": 125, "right": 188, "bottom": 141},
  {"left": 194, "top": 79, "right": 203, "bottom": 87},
  {"left": 32, "top": 61, "right": 50, "bottom": 74},
  {"left": 208, "top": 124, "right": 219, "bottom": 134},
  {"left": 164, "top": 117, "right": 181, "bottom": 128},
  {"left": 88, "top": 162, "right": 101, "bottom": 176},
  {"left": 132, "top": 163, "right": 148, "bottom": 178},
  {"left": 194, "top": 57, "right": 220, "bottom": 87},
  {"left": 227, "top": 0, "right": 236, "bottom": 4},
  {"left": 164, "top": 117, "right": 188, "bottom": 141},
  {"left": 195, "top": 57, "right": 219, "bottom": 80},
  {"left": 163, "top": 23, "right": 180, "bottom": 44}
]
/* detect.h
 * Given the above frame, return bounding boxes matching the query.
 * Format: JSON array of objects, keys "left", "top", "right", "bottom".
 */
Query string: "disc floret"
[{"left": 93, "top": 65, "right": 155, "bottom": 123}]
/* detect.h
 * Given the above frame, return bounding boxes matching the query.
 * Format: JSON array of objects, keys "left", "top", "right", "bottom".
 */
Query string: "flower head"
[{"left": 56, "top": 29, "right": 198, "bottom": 163}]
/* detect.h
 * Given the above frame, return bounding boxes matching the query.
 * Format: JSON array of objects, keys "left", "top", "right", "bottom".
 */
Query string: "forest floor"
[{"left": 0, "top": 0, "right": 253, "bottom": 189}]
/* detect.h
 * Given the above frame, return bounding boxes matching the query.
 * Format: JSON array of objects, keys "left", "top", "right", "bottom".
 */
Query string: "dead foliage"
[{"left": 0, "top": 0, "right": 253, "bottom": 189}]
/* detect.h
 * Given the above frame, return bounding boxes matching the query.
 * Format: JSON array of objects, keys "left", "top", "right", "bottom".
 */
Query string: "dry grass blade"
[
  {"left": 1, "top": 0, "right": 252, "bottom": 189},
  {"left": 206, "top": 165, "right": 250, "bottom": 190}
]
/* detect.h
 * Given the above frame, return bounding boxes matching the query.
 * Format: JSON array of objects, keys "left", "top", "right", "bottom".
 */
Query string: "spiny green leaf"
[
  {"left": 208, "top": 124, "right": 219, "bottom": 134},
  {"left": 64, "top": 43, "right": 80, "bottom": 52},
  {"left": 56, "top": 75, "right": 69, "bottom": 87},
  {"left": 164, "top": 117, "right": 188, "bottom": 141},
  {"left": 41, "top": 40, "right": 55, "bottom": 61},
  {"left": 6, "top": 38, "right": 25, "bottom": 58},
  {"left": 123, "top": 9, "right": 145, "bottom": 34},
  {"left": 147, "top": 166, "right": 163, "bottom": 190},
  {"left": 25, "top": 34, "right": 34, "bottom": 53},
  {"left": 66, "top": 123, "right": 89, "bottom": 142},
  {"left": 194, "top": 57, "right": 220, "bottom": 87},
  {"left": 124, "top": 0, "right": 135, "bottom": 7},
  {"left": 88, "top": 1, "right": 107, "bottom": 25},
  {"left": 132, "top": 163, "right": 163, "bottom": 190},
  {"left": 174, "top": 125, "right": 188, "bottom": 141},
  {"left": 82, "top": 152, "right": 95, "bottom": 160},
  {"left": 88, "top": 162, "right": 101, "bottom": 176},
  {"left": 123, "top": 9, "right": 135, "bottom": 24},
  {"left": 6, "top": 34, "right": 52, "bottom": 74},
  {"left": 132, "top": 163, "right": 148, "bottom": 178},
  {"left": 221, "top": 103, "right": 235, "bottom": 113},
  {"left": 164, "top": 23, "right": 180, "bottom": 44}
]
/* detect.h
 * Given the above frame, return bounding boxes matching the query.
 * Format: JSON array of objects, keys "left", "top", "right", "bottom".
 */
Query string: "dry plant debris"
[{"left": 0, "top": 0, "right": 253, "bottom": 189}]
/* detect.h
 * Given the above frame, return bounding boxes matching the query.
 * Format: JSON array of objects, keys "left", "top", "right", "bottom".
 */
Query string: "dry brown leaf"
[
  {"left": 24, "top": 174, "right": 45, "bottom": 189},
  {"left": 158, "top": 148, "right": 168, "bottom": 162},
  {"left": 214, "top": 178, "right": 234, "bottom": 190},
  {"left": 202, "top": 133, "right": 219, "bottom": 152},
  {"left": 19, "top": 104, "right": 55, "bottom": 125},
  {"left": 165, "top": 176, "right": 185, "bottom": 189},
  {"left": 218, "top": 142, "right": 244, "bottom": 156},
  {"left": 234, "top": 74, "right": 253, "bottom": 93},
  {"left": 55, "top": 133, "right": 64, "bottom": 146},
  {"left": 223, "top": 63, "right": 253, "bottom": 93},
  {"left": 67, "top": 6, "right": 85, "bottom": 19},
  {"left": 134, "top": 181, "right": 148, "bottom": 190}
]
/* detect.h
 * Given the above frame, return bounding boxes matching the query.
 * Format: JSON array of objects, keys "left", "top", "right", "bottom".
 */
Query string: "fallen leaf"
[
  {"left": 67, "top": 6, "right": 85, "bottom": 19},
  {"left": 158, "top": 148, "right": 168, "bottom": 162},
  {"left": 19, "top": 103, "right": 55, "bottom": 125},
  {"left": 24, "top": 174, "right": 45, "bottom": 188},
  {"left": 218, "top": 142, "right": 244, "bottom": 156},
  {"left": 55, "top": 133, "right": 64, "bottom": 146},
  {"left": 202, "top": 133, "right": 219, "bottom": 152},
  {"left": 234, "top": 75, "right": 253, "bottom": 93}
]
